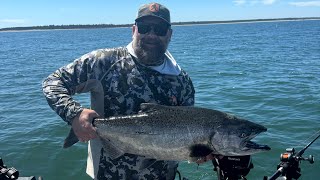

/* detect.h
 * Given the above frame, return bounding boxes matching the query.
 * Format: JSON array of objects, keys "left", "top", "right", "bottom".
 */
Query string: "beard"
[{"left": 133, "top": 37, "right": 167, "bottom": 66}]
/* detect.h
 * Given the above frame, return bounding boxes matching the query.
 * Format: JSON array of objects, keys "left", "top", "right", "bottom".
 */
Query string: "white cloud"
[
  {"left": 233, "top": 0, "right": 247, "bottom": 5},
  {"left": 250, "top": 1, "right": 260, "bottom": 5},
  {"left": 0, "top": 19, "right": 27, "bottom": 24},
  {"left": 233, "top": 0, "right": 277, "bottom": 5},
  {"left": 262, "top": 0, "right": 277, "bottom": 5},
  {"left": 289, "top": 1, "right": 320, "bottom": 6}
]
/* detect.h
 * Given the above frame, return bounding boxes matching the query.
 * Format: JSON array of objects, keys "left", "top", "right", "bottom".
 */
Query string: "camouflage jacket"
[{"left": 42, "top": 46, "right": 195, "bottom": 180}]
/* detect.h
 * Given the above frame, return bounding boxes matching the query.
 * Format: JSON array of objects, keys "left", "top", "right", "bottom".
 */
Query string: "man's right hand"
[{"left": 72, "top": 108, "right": 99, "bottom": 142}]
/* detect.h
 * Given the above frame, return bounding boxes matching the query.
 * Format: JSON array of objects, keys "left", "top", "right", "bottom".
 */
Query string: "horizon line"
[{"left": 1, "top": 17, "right": 319, "bottom": 31}]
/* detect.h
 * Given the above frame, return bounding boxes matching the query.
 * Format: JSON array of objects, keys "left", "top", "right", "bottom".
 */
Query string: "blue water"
[{"left": 0, "top": 20, "right": 319, "bottom": 180}]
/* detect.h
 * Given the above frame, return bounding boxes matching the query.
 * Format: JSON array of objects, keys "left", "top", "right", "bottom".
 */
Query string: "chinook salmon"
[{"left": 64, "top": 103, "right": 270, "bottom": 162}]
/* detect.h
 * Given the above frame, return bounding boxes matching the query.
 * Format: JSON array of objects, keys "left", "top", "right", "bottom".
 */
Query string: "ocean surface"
[{"left": 0, "top": 20, "right": 319, "bottom": 180}]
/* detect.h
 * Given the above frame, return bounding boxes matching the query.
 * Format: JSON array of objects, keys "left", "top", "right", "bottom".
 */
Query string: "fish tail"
[{"left": 63, "top": 128, "right": 79, "bottom": 148}]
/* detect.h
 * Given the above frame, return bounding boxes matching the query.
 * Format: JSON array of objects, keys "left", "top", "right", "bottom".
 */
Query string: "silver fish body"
[{"left": 64, "top": 103, "right": 270, "bottom": 162}]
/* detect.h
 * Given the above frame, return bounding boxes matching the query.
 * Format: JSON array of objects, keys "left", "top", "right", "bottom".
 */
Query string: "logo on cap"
[{"left": 149, "top": 3, "right": 160, "bottom": 12}]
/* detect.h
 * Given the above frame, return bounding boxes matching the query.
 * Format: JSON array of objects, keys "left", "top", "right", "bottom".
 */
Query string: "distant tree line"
[
  {"left": 171, "top": 17, "right": 320, "bottom": 26},
  {"left": 0, "top": 23, "right": 133, "bottom": 31},
  {"left": 0, "top": 17, "right": 319, "bottom": 32}
]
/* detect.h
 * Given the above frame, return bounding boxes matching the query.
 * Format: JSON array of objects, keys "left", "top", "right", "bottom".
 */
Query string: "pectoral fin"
[
  {"left": 188, "top": 144, "right": 213, "bottom": 162},
  {"left": 100, "top": 138, "right": 125, "bottom": 160},
  {"left": 139, "top": 159, "right": 157, "bottom": 170}
]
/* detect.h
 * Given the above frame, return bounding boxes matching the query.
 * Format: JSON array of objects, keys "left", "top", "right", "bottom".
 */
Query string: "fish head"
[{"left": 210, "top": 115, "right": 270, "bottom": 156}]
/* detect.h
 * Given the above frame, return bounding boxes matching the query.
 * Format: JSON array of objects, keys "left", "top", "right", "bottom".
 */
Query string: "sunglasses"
[{"left": 136, "top": 22, "right": 170, "bottom": 36}]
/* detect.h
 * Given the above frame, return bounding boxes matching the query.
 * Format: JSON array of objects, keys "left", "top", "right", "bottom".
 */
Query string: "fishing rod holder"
[
  {"left": 0, "top": 158, "right": 19, "bottom": 180},
  {"left": 0, "top": 158, "right": 42, "bottom": 180},
  {"left": 212, "top": 155, "right": 253, "bottom": 180}
]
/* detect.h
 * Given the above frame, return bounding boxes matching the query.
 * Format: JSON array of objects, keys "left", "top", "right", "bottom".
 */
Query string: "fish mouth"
[
  {"left": 241, "top": 131, "right": 271, "bottom": 152},
  {"left": 244, "top": 140, "right": 271, "bottom": 151}
]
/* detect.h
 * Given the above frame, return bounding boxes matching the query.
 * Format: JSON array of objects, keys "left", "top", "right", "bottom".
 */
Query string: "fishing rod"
[{"left": 264, "top": 131, "right": 320, "bottom": 180}]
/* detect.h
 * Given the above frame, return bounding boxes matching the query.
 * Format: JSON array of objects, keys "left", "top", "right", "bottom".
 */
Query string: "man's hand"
[{"left": 72, "top": 108, "right": 99, "bottom": 142}]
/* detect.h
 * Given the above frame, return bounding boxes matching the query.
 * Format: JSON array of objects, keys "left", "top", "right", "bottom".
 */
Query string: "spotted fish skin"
[{"left": 64, "top": 103, "right": 270, "bottom": 162}]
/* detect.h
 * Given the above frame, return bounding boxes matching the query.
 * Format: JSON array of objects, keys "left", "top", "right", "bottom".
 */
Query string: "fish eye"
[{"left": 240, "top": 133, "right": 246, "bottom": 138}]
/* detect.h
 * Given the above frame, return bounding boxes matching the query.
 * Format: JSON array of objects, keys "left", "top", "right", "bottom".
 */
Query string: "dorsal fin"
[{"left": 139, "top": 103, "right": 171, "bottom": 113}]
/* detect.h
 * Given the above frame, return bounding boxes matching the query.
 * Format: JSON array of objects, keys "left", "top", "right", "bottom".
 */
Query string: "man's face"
[{"left": 132, "top": 16, "right": 172, "bottom": 66}]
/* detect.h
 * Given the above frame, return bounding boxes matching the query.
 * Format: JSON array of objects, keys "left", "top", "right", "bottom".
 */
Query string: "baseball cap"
[{"left": 135, "top": 3, "right": 171, "bottom": 25}]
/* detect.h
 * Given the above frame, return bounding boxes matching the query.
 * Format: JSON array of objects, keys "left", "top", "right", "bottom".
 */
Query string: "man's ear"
[
  {"left": 132, "top": 25, "right": 137, "bottom": 38},
  {"left": 168, "top": 28, "right": 173, "bottom": 41}
]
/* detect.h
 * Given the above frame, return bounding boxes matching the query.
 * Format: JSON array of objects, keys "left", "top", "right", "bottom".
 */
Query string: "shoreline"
[
  {"left": 172, "top": 18, "right": 320, "bottom": 27},
  {"left": 1, "top": 17, "right": 319, "bottom": 32}
]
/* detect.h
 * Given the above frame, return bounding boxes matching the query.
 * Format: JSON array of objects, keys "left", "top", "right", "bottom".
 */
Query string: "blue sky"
[{"left": 1, "top": 0, "right": 319, "bottom": 28}]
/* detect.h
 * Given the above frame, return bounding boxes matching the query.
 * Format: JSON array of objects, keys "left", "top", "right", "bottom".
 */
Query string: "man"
[{"left": 42, "top": 2, "right": 195, "bottom": 180}]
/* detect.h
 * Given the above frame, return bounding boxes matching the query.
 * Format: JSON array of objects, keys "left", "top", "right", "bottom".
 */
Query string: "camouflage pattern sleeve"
[
  {"left": 180, "top": 70, "right": 195, "bottom": 106},
  {"left": 42, "top": 50, "right": 105, "bottom": 125}
]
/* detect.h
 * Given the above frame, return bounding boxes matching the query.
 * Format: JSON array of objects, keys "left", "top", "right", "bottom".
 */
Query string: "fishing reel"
[
  {"left": 277, "top": 148, "right": 314, "bottom": 179},
  {"left": 264, "top": 133, "right": 319, "bottom": 180},
  {"left": 263, "top": 148, "right": 315, "bottom": 180},
  {"left": 212, "top": 155, "right": 253, "bottom": 180}
]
